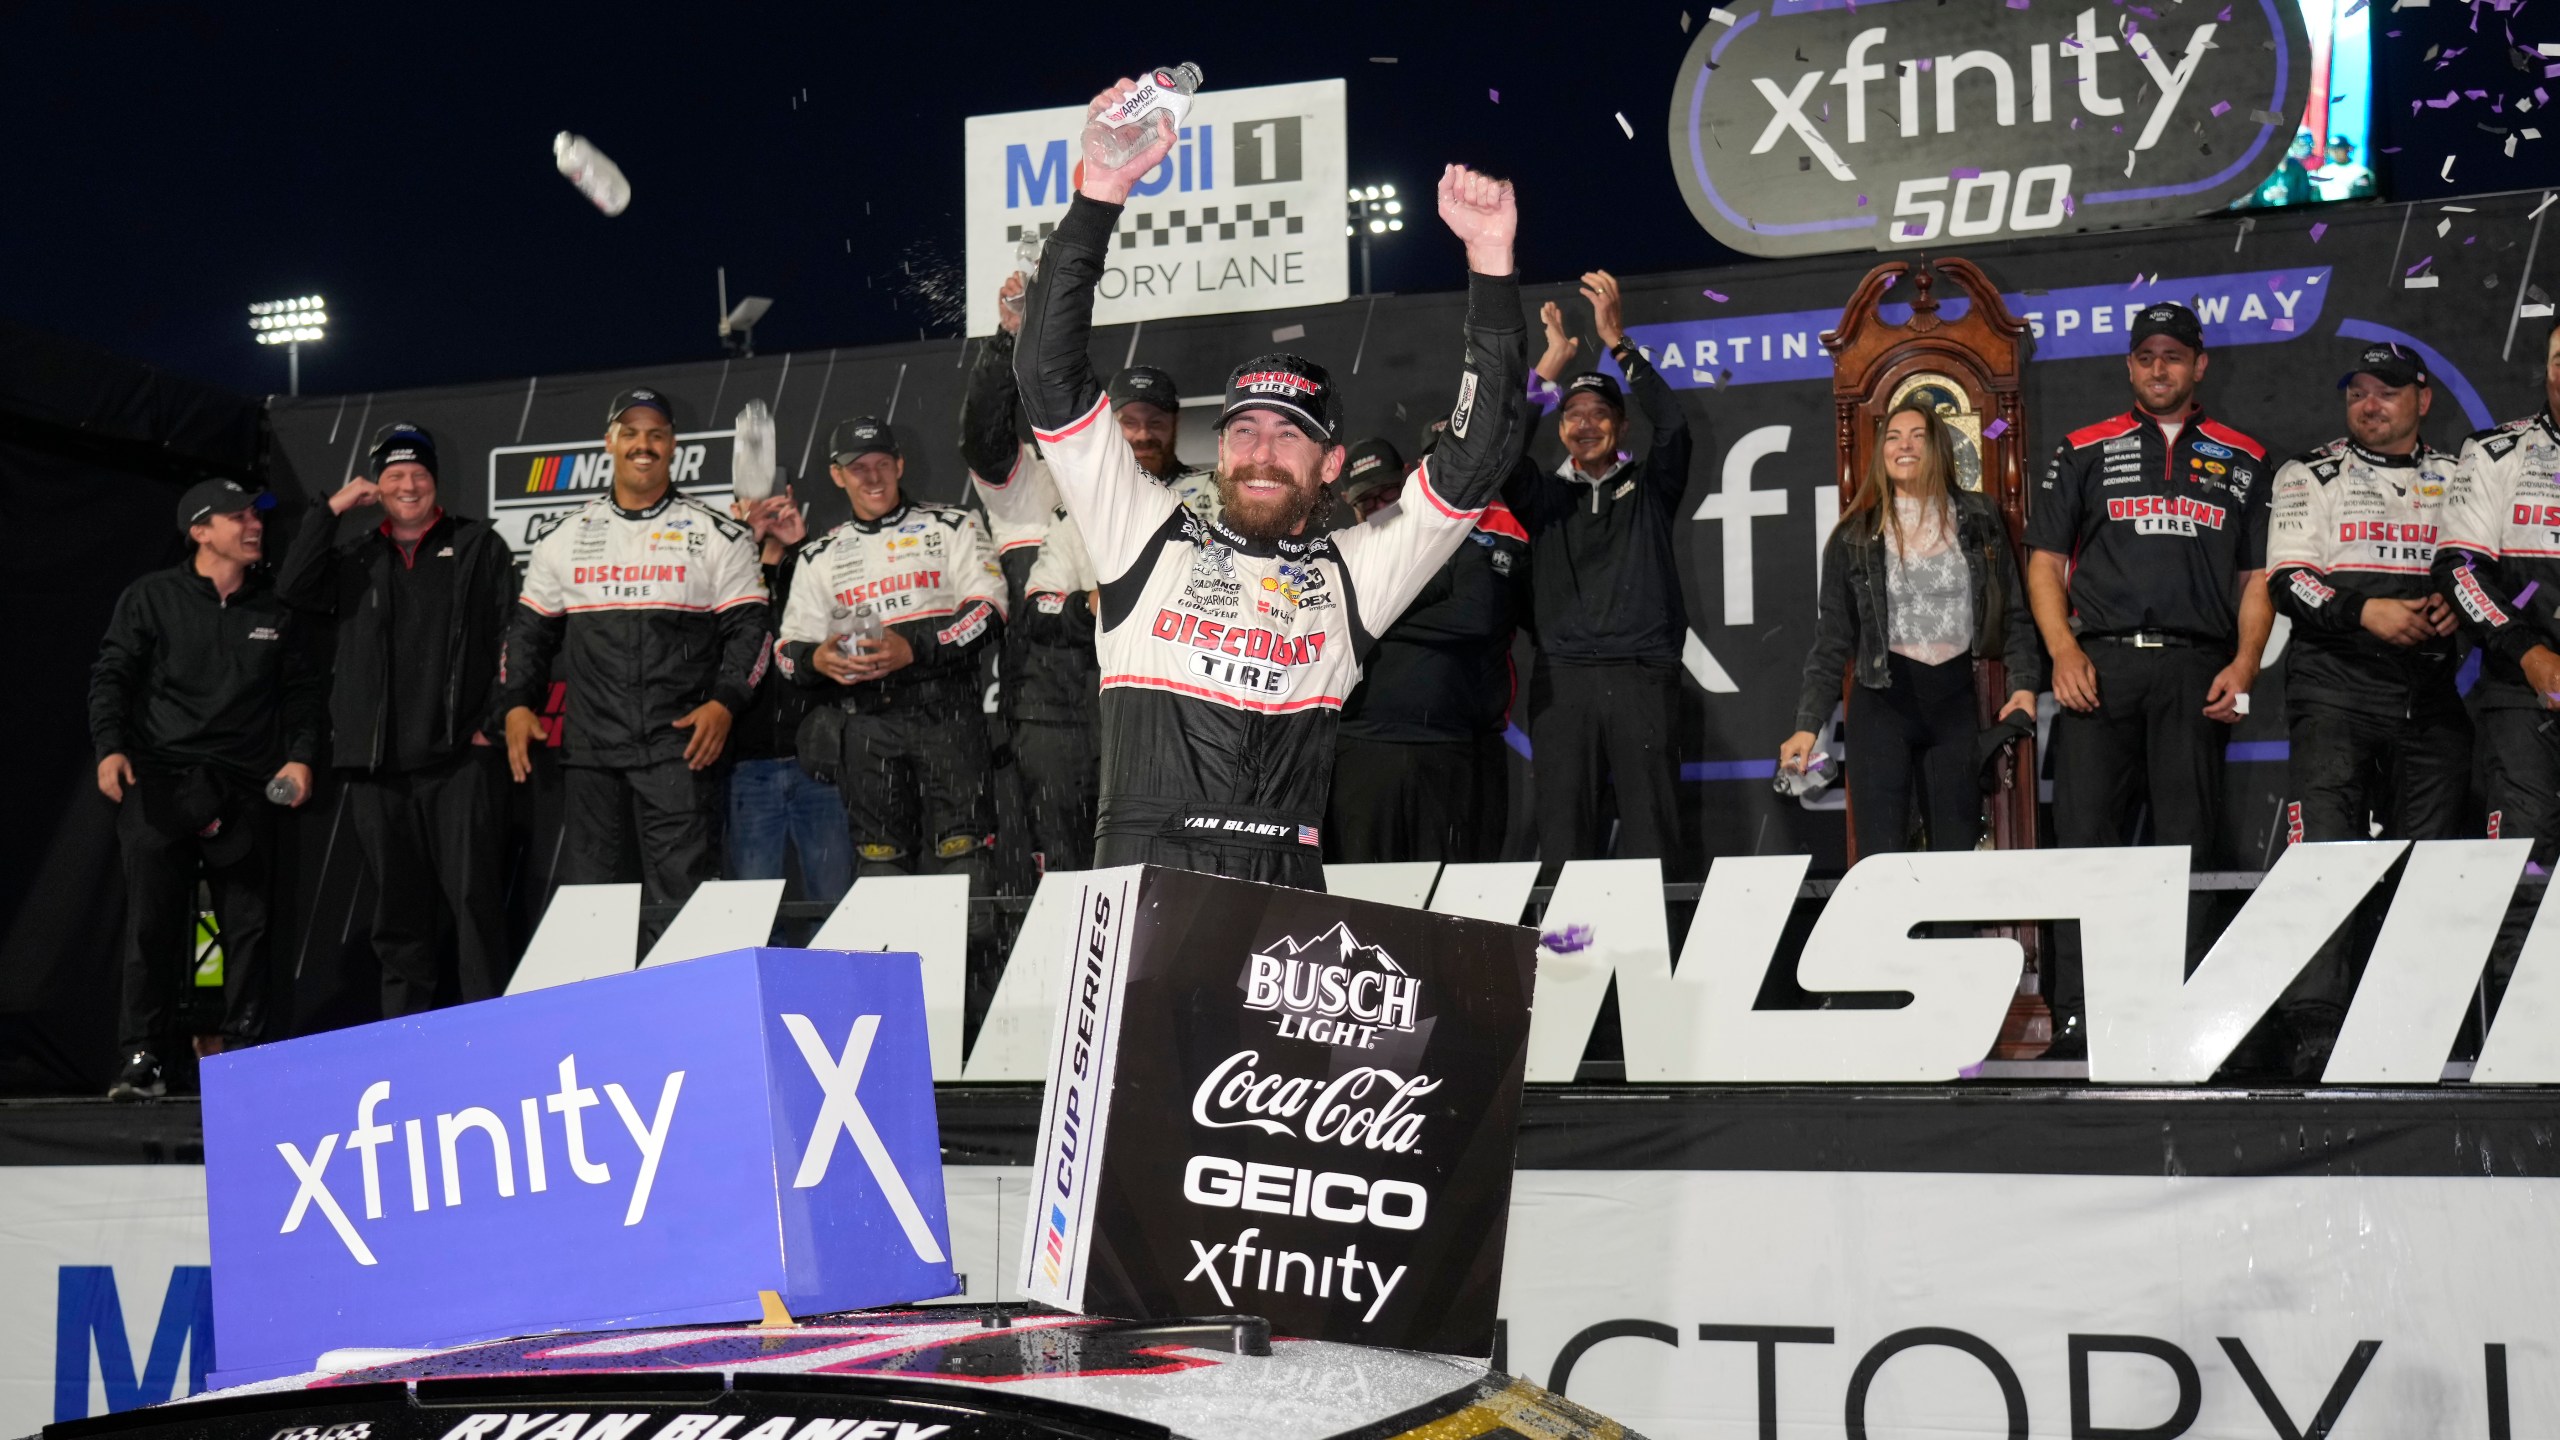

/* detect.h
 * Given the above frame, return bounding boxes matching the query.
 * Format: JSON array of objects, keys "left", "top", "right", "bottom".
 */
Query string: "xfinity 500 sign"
[
  {"left": 1671, "top": 0, "right": 2313, "bottom": 257},
  {"left": 964, "top": 79, "right": 1349, "bottom": 334}
]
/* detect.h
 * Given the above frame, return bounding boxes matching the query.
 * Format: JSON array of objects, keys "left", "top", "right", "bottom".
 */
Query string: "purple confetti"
[
  {"left": 1541, "top": 924, "right": 1596, "bottom": 954},
  {"left": 1951, "top": 166, "right": 1983, "bottom": 179},
  {"left": 2211, "top": 100, "right": 2232, "bottom": 116},
  {"left": 2063, "top": 194, "right": 2077, "bottom": 215},
  {"left": 1489, "top": 88, "right": 1501, "bottom": 102},
  {"left": 2270, "top": 317, "right": 2295, "bottom": 332},
  {"left": 2007, "top": 0, "right": 2029, "bottom": 8},
  {"left": 1984, "top": 417, "right": 2011, "bottom": 439},
  {"left": 2531, "top": 862, "right": 2552, "bottom": 879},
  {"left": 1957, "top": 1061, "right": 1987, "bottom": 1079},
  {"left": 2408, "top": 256, "right": 2435, "bottom": 276},
  {"left": 2519, "top": 580, "right": 2543, "bottom": 607},
  {"left": 2217, "top": 3, "right": 2232, "bottom": 15},
  {"left": 1702, "top": 288, "right": 1729, "bottom": 301},
  {"left": 1857, "top": 193, "right": 1869, "bottom": 206},
  {"left": 2309, "top": 221, "right": 2329, "bottom": 242}
]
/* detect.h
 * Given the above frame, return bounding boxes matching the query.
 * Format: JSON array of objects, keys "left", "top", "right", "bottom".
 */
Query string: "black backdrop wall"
[{"left": 10, "top": 190, "right": 2551, "bottom": 1091}]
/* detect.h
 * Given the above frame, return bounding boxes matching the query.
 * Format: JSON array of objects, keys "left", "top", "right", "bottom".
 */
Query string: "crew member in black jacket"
[
  {"left": 277, "top": 425, "right": 516, "bottom": 1016},
  {"left": 1505, "top": 279, "right": 1696, "bottom": 876},
  {"left": 1329, "top": 438, "right": 1533, "bottom": 862},
  {"left": 91, "top": 479, "right": 324, "bottom": 1099}
]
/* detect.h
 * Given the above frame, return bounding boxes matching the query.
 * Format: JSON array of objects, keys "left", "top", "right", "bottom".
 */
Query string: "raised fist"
[{"left": 1436, "top": 165, "right": 1517, "bottom": 277}]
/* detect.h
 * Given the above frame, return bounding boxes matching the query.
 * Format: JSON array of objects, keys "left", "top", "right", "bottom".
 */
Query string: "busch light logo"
[{"left": 1241, "top": 921, "right": 1421, "bottom": 1050}]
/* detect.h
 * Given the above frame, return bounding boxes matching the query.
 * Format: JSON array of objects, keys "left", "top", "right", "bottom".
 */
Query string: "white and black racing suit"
[
  {"left": 776, "top": 501, "right": 1007, "bottom": 875},
  {"left": 2436, "top": 411, "right": 2560, "bottom": 860},
  {"left": 1013, "top": 193, "right": 1529, "bottom": 887},
  {"left": 2264, "top": 435, "right": 2470, "bottom": 1025},
  {"left": 498, "top": 491, "right": 769, "bottom": 911}
]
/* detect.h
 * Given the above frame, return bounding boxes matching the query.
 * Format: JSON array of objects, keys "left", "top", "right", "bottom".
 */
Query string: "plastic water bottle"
[
  {"left": 553, "top": 132, "right": 631, "bottom": 216},
  {"left": 265, "top": 773, "right": 304, "bottom": 807},
  {"left": 1087, "top": 64, "right": 1202, "bottom": 171}
]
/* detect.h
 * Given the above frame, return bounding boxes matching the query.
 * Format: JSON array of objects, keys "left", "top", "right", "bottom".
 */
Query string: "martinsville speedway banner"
[
  {"left": 15, "top": 1086, "right": 2558, "bottom": 1437},
  {"left": 963, "top": 78, "right": 1349, "bottom": 335}
]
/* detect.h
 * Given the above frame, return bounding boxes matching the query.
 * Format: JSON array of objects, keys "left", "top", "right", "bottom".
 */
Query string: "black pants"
[
  {"left": 838, "top": 706, "right": 996, "bottom": 881},
  {"left": 2275, "top": 698, "right": 2472, "bottom": 1022},
  {"left": 1095, "top": 795, "right": 1326, "bottom": 889},
  {"left": 1095, "top": 831, "right": 1324, "bottom": 889},
  {"left": 2481, "top": 705, "right": 2560, "bottom": 868},
  {"left": 1529, "top": 660, "right": 1681, "bottom": 877},
  {"left": 1015, "top": 719, "right": 1099, "bottom": 873},
  {"left": 115, "top": 768, "right": 272, "bottom": 1053},
  {"left": 1328, "top": 733, "right": 1509, "bottom": 864},
  {"left": 2048, "top": 642, "right": 2229, "bottom": 1017},
  {"left": 1846, "top": 652, "right": 1983, "bottom": 857},
  {"left": 560, "top": 758, "right": 717, "bottom": 913},
  {"left": 348, "top": 750, "right": 508, "bottom": 1017}
]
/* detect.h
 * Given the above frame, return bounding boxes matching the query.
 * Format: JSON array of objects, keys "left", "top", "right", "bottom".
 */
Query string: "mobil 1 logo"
[
  {"left": 1075, "top": 867, "right": 1534, "bottom": 1356},
  {"left": 1666, "top": 0, "right": 2313, "bottom": 258}
]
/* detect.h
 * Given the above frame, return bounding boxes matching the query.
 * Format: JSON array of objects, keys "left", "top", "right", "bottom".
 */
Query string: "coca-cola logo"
[{"left": 1190, "top": 1050, "right": 1439, "bottom": 1153}]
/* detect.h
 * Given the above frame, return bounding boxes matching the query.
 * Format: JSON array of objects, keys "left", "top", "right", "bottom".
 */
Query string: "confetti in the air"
[
  {"left": 1541, "top": 924, "right": 1597, "bottom": 954},
  {"left": 1702, "top": 288, "right": 1729, "bottom": 301},
  {"left": 1952, "top": 166, "right": 1983, "bottom": 179},
  {"left": 2408, "top": 275, "right": 2441, "bottom": 288},
  {"left": 2271, "top": 317, "right": 2296, "bottom": 331},
  {"left": 2524, "top": 302, "right": 2558, "bottom": 317},
  {"left": 1490, "top": 89, "right": 1501, "bottom": 102},
  {"left": 1681, "top": 10, "right": 1692, "bottom": 30},
  {"left": 2309, "top": 221, "right": 2329, "bottom": 241},
  {"left": 2211, "top": 100, "right": 2232, "bottom": 116},
  {"left": 2533, "top": 192, "right": 2559, "bottom": 219},
  {"left": 1616, "top": 111, "right": 1635, "bottom": 138},
  {"left": 2440, "top": 217, "right": 2455, "bottom": 236},
  {"left": 2444, "top": 154, "right": 2458, "bottom": 180},
  {"left": 1370, "top": 56, "right": 1398, "bottom": 63},
  {"left": 1709, "top": 5, "right": 1739, "bottom": 22},
  {"left": 1984, "top": 417, "right": 2011, "bottom": 438},
  {"left": 1271, "top": 324, "right": 1306, "bottom": 342}
]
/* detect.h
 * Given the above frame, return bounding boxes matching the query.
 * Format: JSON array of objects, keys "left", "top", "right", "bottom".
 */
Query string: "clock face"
[{"left": 1889, "top": 373, "right": 1985, "bottom": 493}]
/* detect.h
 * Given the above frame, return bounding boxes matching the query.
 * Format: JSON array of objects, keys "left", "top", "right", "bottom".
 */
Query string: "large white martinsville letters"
[{"left": 528, "top": 842, "right": 2560, "bottom": 1084}]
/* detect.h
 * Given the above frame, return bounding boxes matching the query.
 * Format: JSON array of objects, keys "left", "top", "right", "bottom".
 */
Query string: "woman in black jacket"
[{"left": 1779, "top": 401, "right": 2043, "bottom": 855}]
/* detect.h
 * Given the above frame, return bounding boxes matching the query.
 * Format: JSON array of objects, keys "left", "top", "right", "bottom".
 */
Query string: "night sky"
[{"left": 4, "top": 1, "right": 2550, "bottom": 398}]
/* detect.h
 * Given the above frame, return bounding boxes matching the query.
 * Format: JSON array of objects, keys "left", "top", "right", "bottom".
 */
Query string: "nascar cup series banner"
[
  {"left": 1019, "top": 865, "right": 1537, "bottom": 1354},
  {"left": 964, "top": 79, "right": 1350, "bottom": 335},
  {"left": 199, "top": 948, "right": 955, "bottom": 1385},
  {"left": 1671, "top": 0, "right": 2315, "bottom": 256}
]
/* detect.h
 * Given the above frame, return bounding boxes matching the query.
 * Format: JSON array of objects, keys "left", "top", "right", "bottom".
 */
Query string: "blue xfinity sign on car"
[{"left": 199, "top": 948, "right": 955, "bottom": 1386}]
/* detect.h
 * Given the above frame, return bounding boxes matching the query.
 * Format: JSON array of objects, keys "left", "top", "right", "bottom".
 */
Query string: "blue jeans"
[{"left": 726, "top": 757, "right": 853, "bottom": 902}]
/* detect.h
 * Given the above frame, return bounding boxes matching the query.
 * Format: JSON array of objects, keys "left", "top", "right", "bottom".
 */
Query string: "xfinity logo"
[{"left": 275, "top": 1057, "right": 686, "bottom": 1266}]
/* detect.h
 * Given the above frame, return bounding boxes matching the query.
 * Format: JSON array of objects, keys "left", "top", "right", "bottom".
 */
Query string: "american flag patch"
[{"left": 1297, "top": 824, "right": 1321, "bottom": 847}]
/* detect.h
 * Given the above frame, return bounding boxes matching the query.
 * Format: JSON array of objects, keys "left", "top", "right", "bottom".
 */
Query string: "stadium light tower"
[
  {"left": 248, "top": 295, "right": 327, "bottom": 396},
  {"left": 1344, "top": 183, "right": 1404, "bottom": 297}
]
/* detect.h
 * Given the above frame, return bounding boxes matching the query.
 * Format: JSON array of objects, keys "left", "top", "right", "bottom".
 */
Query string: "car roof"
[{"left": 48, "top": 1306, "right": 1646, "bottom": 1440}]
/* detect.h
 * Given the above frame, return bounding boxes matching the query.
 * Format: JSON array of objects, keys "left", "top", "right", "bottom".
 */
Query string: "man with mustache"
[
  {"left": 498, "top": 389, "right": 770, "bottom": 927},
  {"left": 1013, "top": 78, "right": 1529, "bottom": 887}
]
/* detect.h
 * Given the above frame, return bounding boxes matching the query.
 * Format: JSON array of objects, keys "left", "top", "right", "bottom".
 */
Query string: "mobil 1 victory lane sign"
[
  {"left": 1021, "top": 866, "right": 1536, "bottom": 1355},
  {"left": 964, "top": 79, "right": 1348, "bottom": 336},
  {"left": 201, "top": 948, "right": 954, "bottom": 1385},
  {"left": 1670, "top": 0, "right": 2313, "bottom": 258}
]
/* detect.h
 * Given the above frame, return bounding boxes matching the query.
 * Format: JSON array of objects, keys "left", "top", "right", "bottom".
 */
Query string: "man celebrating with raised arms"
[{"left": 1014, "top": 77, "right": 1528, "bottom": 887}]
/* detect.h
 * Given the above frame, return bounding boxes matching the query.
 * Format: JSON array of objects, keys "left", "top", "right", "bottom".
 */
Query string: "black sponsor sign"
[
  {"left": 1668, "top": 0, "right": 2314, "bottom": 257},
  {"left": 1020, "top": 866, "right": 1536, "bottom": 1355}
]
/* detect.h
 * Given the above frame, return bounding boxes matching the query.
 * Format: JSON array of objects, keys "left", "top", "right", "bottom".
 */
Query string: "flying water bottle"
[
  {"left": 553, "top": 132, "right": 632, "bottom": 216},
  {"left": 1086, "top": 64, "right": 1202, "bottom": 171}
]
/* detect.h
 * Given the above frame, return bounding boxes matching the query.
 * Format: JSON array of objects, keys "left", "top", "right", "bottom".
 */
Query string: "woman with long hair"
[{"left": 1779, "top": 400, "right": 2044, "bottom": 856}]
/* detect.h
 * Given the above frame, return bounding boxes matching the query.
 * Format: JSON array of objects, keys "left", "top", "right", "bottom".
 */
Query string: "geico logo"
[
  {"left": 1189, "top": 1050, "right": 1439, "bottom": 1152},
  {"left": 273, "top": 1057, "right": 685, "bottom": 1267},
  {"left": 1181, "top": 1154, "right": 1427, "bottom": 1231}
]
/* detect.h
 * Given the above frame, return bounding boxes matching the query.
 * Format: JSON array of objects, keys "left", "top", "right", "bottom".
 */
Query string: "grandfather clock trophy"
[{"left": 1822, "top": 256, "right": 2050, "bottom": 1056}]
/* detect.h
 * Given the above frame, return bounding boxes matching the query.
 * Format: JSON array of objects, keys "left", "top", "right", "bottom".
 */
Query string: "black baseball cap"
[
  {"left": 1561, "top": 371, "right": 1626, "bottom": 414},
  {"left": 829, "top": 416, "right": 900, "bottom": 462},
  {"left": 368, "top": 423, "right": 438, "bottom": 478},
  {"left": 1108, "top": 365, "right": 1180, "bottom": 414},
  {"left": 1340, "top": 438, "right": 1407, "bottom": 504},
  {"left": 1216, "top": 352, "right": 1340, "bottom": 444},
  {"left": 2338, "top": 341, "right": 2429, "bottom": 390},
  {"left": 2127, "top": 303, "right": 2206, "bottom": 354},
  {"left": 175, "top": 478, "right": 274, "bottom": 533},
  {"left": 606, "top": 387, "right": 676, "bottom": 429}
]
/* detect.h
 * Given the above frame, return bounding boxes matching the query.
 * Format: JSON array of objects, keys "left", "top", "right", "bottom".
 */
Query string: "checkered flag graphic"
[{"left": 1117, "top": 201, "right": 1307, "bottom": 249}]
